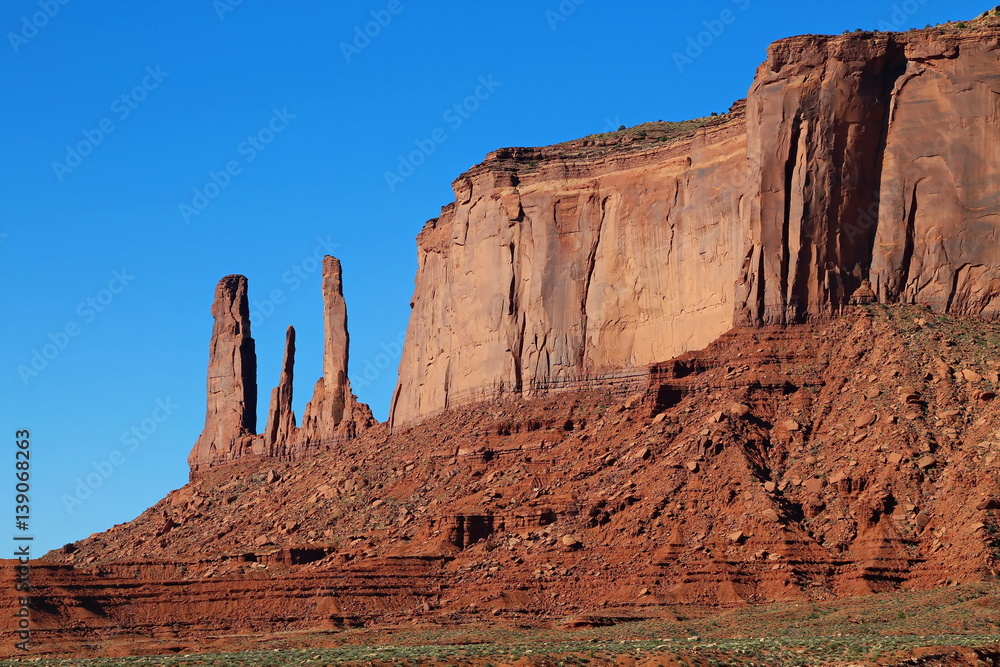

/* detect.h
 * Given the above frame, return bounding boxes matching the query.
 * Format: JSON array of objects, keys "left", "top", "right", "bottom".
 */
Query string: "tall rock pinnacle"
[
  {"left": 300, "top": 255, "right": 371, "bottom": 442},
  {"left": 188, "top": 260, "right": 373, "bottom": 476},
  {"left": 322, "top": 256, "right": 349, "bottom": 424},
  {"left": 188, "top": 274, "right": 257, "bottom": 474},
  {"left": 263, "top": 326, "right": 296, "bottom": 456}
]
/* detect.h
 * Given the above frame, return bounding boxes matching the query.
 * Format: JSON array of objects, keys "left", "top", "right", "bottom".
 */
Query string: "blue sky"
[{"left": 0, "top": 0, "right": 984, "bottom": 554}]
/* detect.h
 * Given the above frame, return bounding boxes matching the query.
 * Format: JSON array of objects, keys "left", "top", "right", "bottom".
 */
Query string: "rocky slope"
[
  {"left": 392, "top": 17, "right": 1000, "bottom": 428},
  {"left": 16, "top": 305, "right": 1000, "bottom": 656}
]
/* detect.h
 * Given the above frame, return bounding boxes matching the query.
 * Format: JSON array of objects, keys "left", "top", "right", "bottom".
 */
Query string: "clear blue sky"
[{"left": 0, "top": 0, "right": 984, "bottom": 554}]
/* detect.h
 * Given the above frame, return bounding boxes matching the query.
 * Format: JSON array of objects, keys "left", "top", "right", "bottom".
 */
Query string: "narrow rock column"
[
  {"left": 300, "top": 256, "right": 356, "bottom": 440},
  {"left": 263, "top": 326, "right": 296, "bottom": 455},
  {"left": 322, "top": 256, "right": 349, "bottom": 424},
  {"left": 188, "top": 275, "right": 257, "bottom": 473}
]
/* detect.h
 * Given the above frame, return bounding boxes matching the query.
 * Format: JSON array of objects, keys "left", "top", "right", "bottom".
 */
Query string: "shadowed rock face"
[
  {"left": 393, "top": 26, "right": 1000, "bottom": 428},
  {"left": 188, "top": 275, "right": 257, "bottom": 472}
]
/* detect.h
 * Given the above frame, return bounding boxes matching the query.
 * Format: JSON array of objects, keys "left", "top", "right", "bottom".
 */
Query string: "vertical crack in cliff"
[
  {"left": 753, "top": 248, "right": 766, "bottom": 325},
  {"left": 513, "top": 315, "right": 526, "bottom": 395},
  {"left": 865, "top": 41, "right": 910, "bottom": 281},
  {"left": 579, "top": 195, "right": 607, "bottom": 373},
  {"left": 507, "top": 242, "right": 518, "bottom": 317},
  {"left": 442, "top": 358, "right": 451, "bottom": 409},
  {"left": 947, "top": 264, "right": 971, "bottom": 313},
  {"left": 780, "top": 112, "right": 803, "bottom": 323},
  {"left": 508, "top": 240, "right": 525, "bottom": 394},
  {"left": 899, "top": 182, "right": 919, "bottom": 300}
]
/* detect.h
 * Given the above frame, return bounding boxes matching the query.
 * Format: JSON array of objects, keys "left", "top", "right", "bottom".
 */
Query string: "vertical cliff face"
[
  {"left": 735, "top": 36, "right": 909, "bottom": 324},
  {"left": 389, "top": 114, "right": 748, "bottom": 428},
  {"left": 188, "top": 275, "right": 257, "bottom": 472},
  {"left": 736, "top": 29, "right": 1000, "bottom": 324},
  {"left": 189, "top": 257, "right": 373, "bottom": 477},
  {"left": 871, "top": 33, "right": 1000, "bottom": 315},
  {"left": 393, "top": 24, "right": 1000, "bottom": 429}
]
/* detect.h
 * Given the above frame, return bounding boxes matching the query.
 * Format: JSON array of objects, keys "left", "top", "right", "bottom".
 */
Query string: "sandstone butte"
[
  {"left": 390, "top": 19, "right": 1000, "bottom": 428},
  {"left": 4, "top": 13, "right": 1000, "bottom": 660}
]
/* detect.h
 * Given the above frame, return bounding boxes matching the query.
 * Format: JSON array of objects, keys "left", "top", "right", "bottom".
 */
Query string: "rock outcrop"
[
  {"left": 390, "top": 111, "right": 748, "bottom": 428},
  {"left": 299, "top": 256, "right": 371, "bottom": 446},
  {"left": 188, "top": 275, "right": 257, "bottom": 472},
  {"left": 262, "top": 326, "right": 297, "bottom": 457},
  {"left": 189, "top": 257, "right": 373, "bottom": 477},
  {"left": 393, "top": 22, "right": 1000, "bottom": 428},
  {"left": 737, "top": 30, "right": 1000, "bottom": 324}
]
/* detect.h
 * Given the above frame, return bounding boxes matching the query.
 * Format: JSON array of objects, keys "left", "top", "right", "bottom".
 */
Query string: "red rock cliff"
[
  {"left": 390, "top": 111, "right": 748, "bottom": 428},
  {"left": 392, "top": 23, "right": 1000, "bottom": 428},
  {"left": 737, "top": 28, "right": 1000, "bottom": 324}
]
